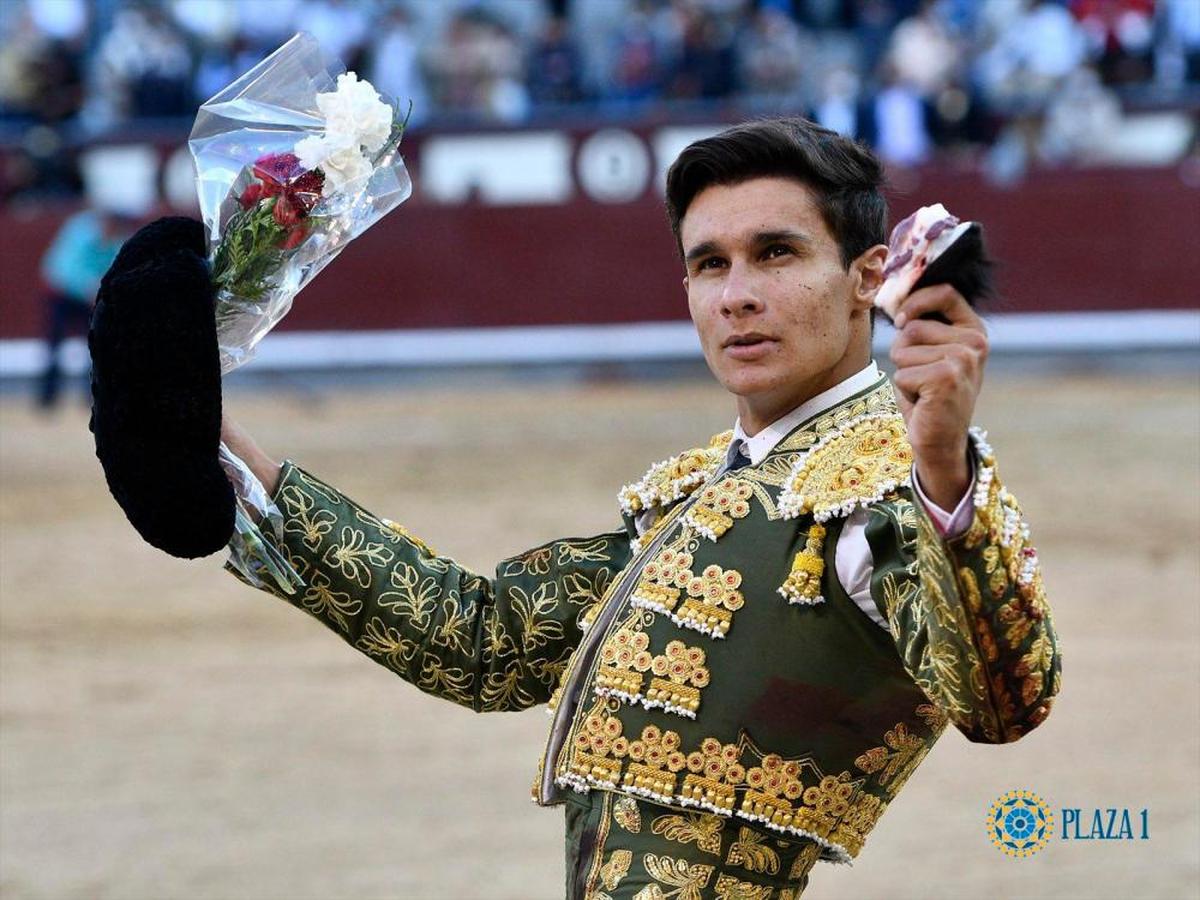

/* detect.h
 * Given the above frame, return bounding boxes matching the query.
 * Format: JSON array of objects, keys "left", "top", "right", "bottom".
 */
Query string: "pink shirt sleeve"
[{"left": 910, "top": 457, "right": 976, "bottom": 540}]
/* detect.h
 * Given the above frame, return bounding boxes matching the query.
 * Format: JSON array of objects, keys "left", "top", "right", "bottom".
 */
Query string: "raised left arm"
[{"left": 880, "top": 285, "right": 1062, "bottom": 743}]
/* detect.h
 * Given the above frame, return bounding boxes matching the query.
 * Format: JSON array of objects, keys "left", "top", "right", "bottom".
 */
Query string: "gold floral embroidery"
[
  {"left": 854, "top": 723, "right": 928, "bottom": 789},
  {"left": 725, "top": 826, "right": 781, "bottom": 874},
  {"left": 279, "top": 485, "right": 336, "bottom": 549},
  {"left": 683, "top": 477, "right": 754, "bottom": 541},
  {"left": 508, "top": 581, "right": 565, "bottom": 653},
  {"left": 650, "top": 812, "right": 723, "bottom": 855},
  {"left": 786, "top": 842, "right": 821, "bottom": 882},
  {"left": 321, "top": 526, "right": 394, "bottom": 589},
  {"left": 354, "top": 617, "right": 417, "bottom": 673},
  {"left": 613, "top": 796, "right": 642, "bottom": 833},
  {"left": 714, "top": 873, "right": 774, "bottom": 900},
  {"left": 377, "top": 562, "right": 440, "bottom": 628},
  {"left": 640, "top": 853, "right": 715, "bottom": 900},
  {"left": 298, "top": 569, "right": 361, "bottom": 633},
  {"left": 415, "top": 653, "right": 473, "bottom": 706},
  {"left": 778, "top": 414, "right": 912, "bottom": 523},
  {"left": 599, "top": 848, "right": 633, "bottom": 891}
]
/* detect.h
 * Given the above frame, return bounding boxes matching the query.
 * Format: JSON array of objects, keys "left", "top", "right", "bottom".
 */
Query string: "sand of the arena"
[{"left": 2, "top": 370, "right": 1197, "bottom": 899}]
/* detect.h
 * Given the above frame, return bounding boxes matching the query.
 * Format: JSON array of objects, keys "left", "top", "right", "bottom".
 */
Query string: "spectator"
[
  {"left": 90, "top": 5, "right": 193, "bottom": 124},
  {"left": 811, "top": 63, "right": 863, "bottom": 138},
  {"left": 666, "top": 7, "right": 737, "bottom": 100},
  {"left": 294, "top": 0, "right": 369, "bottom": 71},
  {"left": 369, "top": 5, "right": 428, "bottom": 124},
  {"left": 608, "top": 1, "right": 665, "bottom": 103},
  {"left": 975, "top": 0, "right": 1089, "bottom": 109},
  {"left": 36, "top": 207, "right": 135, "bottom": 409},
  {"left": 527, "top": 13, "right": 585, "bottom": 107},
  {"left": 1039, "top": 64, "right": 1123, "bottom": 163},
  {"left": 887, "top": 0, "right": 963, "bottom": 96},
  {"left": 1071, "top": 0, "right": 1156, "bottom": 85},
  {"left": 861, "top": 62, "right": 935, "bottom": 166},
  {"left": 735, "top": 6, "right": 811, "bottom": 109}
]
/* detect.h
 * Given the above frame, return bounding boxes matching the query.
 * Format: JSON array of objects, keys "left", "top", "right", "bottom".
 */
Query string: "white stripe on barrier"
[{"left": 2, "top": 310, "right": 1196, "bottom": 378}]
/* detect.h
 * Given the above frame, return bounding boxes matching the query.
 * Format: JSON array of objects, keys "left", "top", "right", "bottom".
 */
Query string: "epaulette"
[{"left": 618, "top": 430, "right": 733, "bottom": 517}]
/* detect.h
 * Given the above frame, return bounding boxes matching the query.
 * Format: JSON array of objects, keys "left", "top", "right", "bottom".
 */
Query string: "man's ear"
[
  {"left": 851, "top": 244, "right": 888, "bottom": 310},
  {"left": 681, "top": 274, "right": 689, "bottom": 295}
]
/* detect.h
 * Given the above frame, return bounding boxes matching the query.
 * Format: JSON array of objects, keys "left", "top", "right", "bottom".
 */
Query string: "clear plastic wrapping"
[{"left": 188, "top": 32, "right": 412, "bottom": 592}]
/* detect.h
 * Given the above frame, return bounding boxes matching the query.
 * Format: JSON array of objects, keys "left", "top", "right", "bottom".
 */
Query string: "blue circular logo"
[{"left": 987, "top": 790, "right": 1053, "bottom": 858}]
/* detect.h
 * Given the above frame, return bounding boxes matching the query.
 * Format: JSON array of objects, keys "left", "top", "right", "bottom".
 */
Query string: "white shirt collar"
[{"left": 730, "top": 362, "right": 883, "bottom": 465}]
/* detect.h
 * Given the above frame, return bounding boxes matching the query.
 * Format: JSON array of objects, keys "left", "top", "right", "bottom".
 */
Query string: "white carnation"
[
  {"left": 316, "top": 72, "right": 393, "bottom": 154},
  {"left": 319, "top": 144, "right": 373, "bottom": 194},
  {"left": 294, "top": 71, "right": 394, "bottom": 196}
]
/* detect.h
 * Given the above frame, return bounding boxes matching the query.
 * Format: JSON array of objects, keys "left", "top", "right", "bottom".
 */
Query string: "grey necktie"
[{"left": 724, "top": 439, "right": 751, "bottom": 473}]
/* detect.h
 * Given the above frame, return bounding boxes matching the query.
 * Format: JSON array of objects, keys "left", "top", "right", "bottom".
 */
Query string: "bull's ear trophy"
[{"left": 88, "top": 216, "right": 235, "bottom": 558}]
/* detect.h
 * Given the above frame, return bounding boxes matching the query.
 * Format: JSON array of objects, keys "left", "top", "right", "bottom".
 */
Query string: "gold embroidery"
[
  {"left": 613, "top": 796, "right": 642, "bottom": 833},
  {"left": 714, "top": 873, "right": 774, "bottom": 900},
  {"left": 279, "top": 485, "right": 337, "bottom": 549},
  {"left": 377, "top": 562, "right": 440, "bottom": 629},
  {"left": 854, "top": 722, "right": 928, "bottom": 789},
  {"left": 778, "top": 414, "right": 912, "bottom": 523},
  {"left": 630, "top": 543, "right": 745, "bottom": 639},
  {"left": 787, "top": 842, "right": 821, "bottom": 881},
  {"left": 684, "top": 477, "right": 754, "bottom": 541},
  {"left": 599, "top": 848, "right": 633, "bottom": 891},
  {"left": 559, "top": 718, "right": 882, "bottom": 862},
  {"left": 596, "top": 624, "right": 710, "bottom": 718},
  {"left": 679, "top": 737, "right": 744, "bottom": 815},
  {"left": 378, "top": 517, "right": 438, "bottom": 556},
  {"left": 619, "top": 432, "right": 733, "bottom": 516},
  {"left": 641, "top": 853, "right": 715, "bottom": 900},
  {"left": 777, "top": 524, "right": 826, "bottom": 606},
  {"left": 650, "top": 812, "right": 724, "bottom": 855},
  {"left": 298, "top": 569, "right": 361, "bottom": 633},
  {"left": 354, "top": 617, "right": 417, "bottom": 673},
  {"left": 725, "top": 826, "right": 781, "bottom": 874},
  {"left": 321, "top": 526, "right": 395, "bottom": 588}
]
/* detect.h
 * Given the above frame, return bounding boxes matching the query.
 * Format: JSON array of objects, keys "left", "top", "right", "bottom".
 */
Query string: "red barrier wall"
[{"left": 3, "top": 159, "right": 1197, "bottom": 339}]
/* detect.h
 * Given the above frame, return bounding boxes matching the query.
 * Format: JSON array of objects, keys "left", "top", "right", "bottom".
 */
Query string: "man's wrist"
[{"left": 911, "top": 440, "right": 971, "bottom": 512}]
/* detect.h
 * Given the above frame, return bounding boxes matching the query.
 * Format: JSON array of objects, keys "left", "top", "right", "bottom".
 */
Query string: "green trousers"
[{"left": 564, "top": 792, "right": 819, "bottom": 899}]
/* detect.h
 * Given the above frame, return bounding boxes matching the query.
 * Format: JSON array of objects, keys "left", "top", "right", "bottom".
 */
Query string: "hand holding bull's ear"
[{"left": 89, "top": 216, "right": 236, "bottom": 558}]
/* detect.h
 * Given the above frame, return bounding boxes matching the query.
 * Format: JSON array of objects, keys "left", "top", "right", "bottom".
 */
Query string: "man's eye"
[
  {"left": 763, "top": 244, "right": 793, "bottom": 259},
  {"left": 697, "top": 257, "right": 726, "bottom": 271}
]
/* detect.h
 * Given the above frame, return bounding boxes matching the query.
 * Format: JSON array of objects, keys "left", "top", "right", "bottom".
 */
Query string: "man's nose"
[{"left": 719, "top": 261, "right": 763, "bottom": 317}]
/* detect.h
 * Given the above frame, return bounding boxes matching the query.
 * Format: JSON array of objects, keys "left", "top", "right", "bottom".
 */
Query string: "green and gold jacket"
[{"left": 230, "top": 376, "right": 1060, "bottom": 865}]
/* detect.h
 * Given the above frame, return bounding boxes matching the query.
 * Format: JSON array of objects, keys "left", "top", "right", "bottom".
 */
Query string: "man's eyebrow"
[
  {"left": 684, "top": 240, "right": 720, "bottom": 264},
  {"left": 753, "top": 229, "right": 813, "bottom": 246}
]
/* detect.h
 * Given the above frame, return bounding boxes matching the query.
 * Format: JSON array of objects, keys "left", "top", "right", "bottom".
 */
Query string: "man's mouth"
[{"left": 721, "top": 333, "right": 777, "bottom": 360}]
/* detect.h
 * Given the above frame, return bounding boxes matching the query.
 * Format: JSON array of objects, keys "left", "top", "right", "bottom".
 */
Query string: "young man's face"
[{"left": 680, "top": 177, "right": 885, "bottom": 434}]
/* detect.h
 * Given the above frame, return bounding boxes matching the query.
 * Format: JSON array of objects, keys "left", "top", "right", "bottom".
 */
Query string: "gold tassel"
[{"left": 778, "top": 523, "right": 826, "bottom": 605}]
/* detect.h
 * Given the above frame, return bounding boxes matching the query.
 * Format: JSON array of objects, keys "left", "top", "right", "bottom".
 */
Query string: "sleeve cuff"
[{"left": 911, "top": 453, "right": 976, "bottom": 540}]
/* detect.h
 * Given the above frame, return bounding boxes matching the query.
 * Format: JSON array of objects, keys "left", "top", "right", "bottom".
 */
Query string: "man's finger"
[
  {"left": 890, "top": 343, "right": 948, "bottom": 369},
  {"left": 891, "top": 318, "right": 989, "bottom": 354},
  {"left": 893, "top": 283, "right": 981, "bottom": 329}
]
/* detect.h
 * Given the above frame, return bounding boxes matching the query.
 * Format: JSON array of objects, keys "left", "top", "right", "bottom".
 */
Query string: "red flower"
[
  {"left": 238, "top": 182, "right": 265, "bottom": 209},
  {"left": 273, "top": 191, "right": 301, "bottom": 229},
  {"left": 278, "top": 223, "right": 308, "bottom": 250},
  {"left": 253, "top": 152, "right": 304, "bottom": 186}
]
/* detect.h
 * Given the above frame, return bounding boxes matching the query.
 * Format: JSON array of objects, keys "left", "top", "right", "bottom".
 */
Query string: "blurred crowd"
[{"left": 1, "top": 0, "right": 1198, "bottom": 186}]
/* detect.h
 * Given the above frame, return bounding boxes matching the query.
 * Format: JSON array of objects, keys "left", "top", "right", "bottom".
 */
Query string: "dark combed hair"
[{"left": 665, "top": 117, "right": 888, "bottom": 270}]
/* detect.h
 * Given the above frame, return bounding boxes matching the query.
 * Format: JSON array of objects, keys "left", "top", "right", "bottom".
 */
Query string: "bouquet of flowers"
[{"left": 188, "top": 32, "right": 412, "bottom": 593}]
